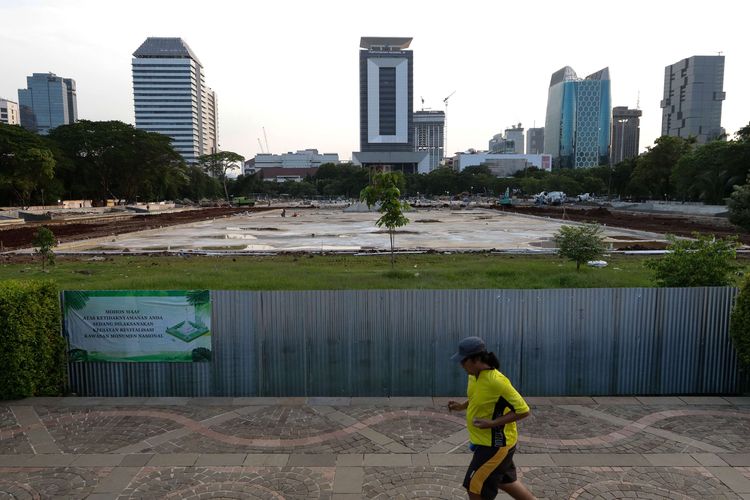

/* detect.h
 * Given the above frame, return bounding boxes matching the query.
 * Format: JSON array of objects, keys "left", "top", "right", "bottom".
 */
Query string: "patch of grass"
[{"left": 0, "top": 253, "right": 685, "bottom": 290}]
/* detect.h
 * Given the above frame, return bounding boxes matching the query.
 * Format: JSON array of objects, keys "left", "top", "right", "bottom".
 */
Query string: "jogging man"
[{"left": 448, "top": 336, "right": 535, "bottom": 500}]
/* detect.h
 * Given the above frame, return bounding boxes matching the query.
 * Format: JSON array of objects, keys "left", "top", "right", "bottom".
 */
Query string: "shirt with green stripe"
[{"left": 466, "top": 369, "right": 529, "bottom": 447}]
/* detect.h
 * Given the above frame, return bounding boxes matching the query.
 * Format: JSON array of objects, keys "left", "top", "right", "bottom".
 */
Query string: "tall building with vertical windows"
[
  {"left": 0, "top": 99, "right": 20, "bottom": 125},
  {"left": 132, "top": 37, "right": 218, "bottom": 163},
  {"left": 526, "top": 127, "right": 544, "bottom": 154},
  {"left": 611, "top": 106, "right": 642, "bottom": 164},
  {"left": 352, "top": 37, "right": 427, "bottom": 173},
  {"left": 17, "top": 73, "right": 77, "bottom": 134},
  {"left": 661, "top": 55, "right": 725, "bottom": 144},
  {"left": 544, "top": 66, "right": 611, "bottom": 168},
  {"left": 413, "top": 110, "right": 444, "bottom": 172}
]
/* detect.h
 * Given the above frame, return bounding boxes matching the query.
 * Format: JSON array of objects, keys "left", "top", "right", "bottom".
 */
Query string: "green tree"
[
  {"left": 730, "top": 277, "right": 750, "bottom": 367},
  {"left": 728, "top": 174, "right": 750, "bottom": 231},
  {"left": 360, "top": 172, "right": 410, "bottom": 267},
  {"left": 645, "top": 234, "right": 739, "bottom": 287},
  {"left": 197, "top": 151, "right": 245, "bottom": 202},
  {"left": 553, "top": 224, "right": 607, "bottom": 271},
  {"left": 32, "top": 226, "right": 56, "bottom": 270},
  {"left": 0, "top": 123, "right": 56, "bottom": 206},
  {"left": 629, "top": 136, "right": 693, "bottom": 199}
]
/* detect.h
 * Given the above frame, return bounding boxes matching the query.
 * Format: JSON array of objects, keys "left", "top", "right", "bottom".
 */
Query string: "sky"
[{"left": 1, "top": 0, "right": 748, "bottom": 162}]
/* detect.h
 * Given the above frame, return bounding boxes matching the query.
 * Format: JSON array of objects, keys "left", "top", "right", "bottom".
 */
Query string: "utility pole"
[{"left": 443, "top": 91, "right": 456, "bottom": 164}]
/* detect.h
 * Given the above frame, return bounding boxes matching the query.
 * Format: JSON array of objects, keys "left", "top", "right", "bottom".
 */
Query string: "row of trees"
[{"left": 3, "top": 119, "right": 749, "bottom": 208}]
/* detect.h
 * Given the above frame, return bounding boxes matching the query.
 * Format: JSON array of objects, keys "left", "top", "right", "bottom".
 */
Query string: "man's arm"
[
  {"left": 472, "top": 409, "right": 531, "bottom": 429},
  {"left": 447, "top": 400, "right": 468, "bottom": 412}
]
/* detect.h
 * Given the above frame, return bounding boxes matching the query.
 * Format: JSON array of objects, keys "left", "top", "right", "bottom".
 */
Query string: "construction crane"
[
  {"left": 420, "top": 96, "right": 425, "bottom": 111},
  {"left": 262, "top": 127, "right": 270, "bottom": 154},
  {"left": 257, "top": 138, "right": 265, "bottom": 154},
  {"left": 443, "top": 91, "right": 456, "bottom": 162}
]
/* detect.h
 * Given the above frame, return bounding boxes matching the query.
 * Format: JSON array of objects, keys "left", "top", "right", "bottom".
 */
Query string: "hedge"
[
  {"left": 0, "top": 280, "right": 67, "bottom": 399},
  {"left": 731, "top": 278, "right": 750, "bottom": 368}
]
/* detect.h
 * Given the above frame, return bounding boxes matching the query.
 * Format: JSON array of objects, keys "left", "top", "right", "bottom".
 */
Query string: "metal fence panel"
[{"left": 66, "top": 287, "right": 743, "bottom": 397}]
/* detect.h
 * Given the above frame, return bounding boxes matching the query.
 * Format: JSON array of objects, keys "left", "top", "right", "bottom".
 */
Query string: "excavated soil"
[
  {"left": 0, "top": 207, "right": 273, "bottom": 251},
  {"left": 495, "top": 205, "right": 749, "bottom": 245}
]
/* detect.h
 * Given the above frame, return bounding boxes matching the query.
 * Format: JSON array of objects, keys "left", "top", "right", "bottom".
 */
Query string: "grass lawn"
[{"left": 0, "top": 253, "right": 669, "bottom": 290}]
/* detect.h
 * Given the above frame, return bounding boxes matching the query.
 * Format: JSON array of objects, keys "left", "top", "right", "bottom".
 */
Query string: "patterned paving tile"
[
  {"left": 116, "top": 466, "right": 334, "bottom": 499},
  {"left": 34, "top": 405, "right": 237, "bottom": 453},
  {"left": 650, "top": 414, "right": 750, "bottom": 452},
  {"left": 368, "top": 415, "right": 464, "bottom": 452},
  {"left": 0, "top": 407, "right": 33, "bottom": 455},
  {"left": 362, "top": 466, "right": 466, "bottom": 499},
  {"left": 0, "top": 466, "right": 110, "bottom": 499}
]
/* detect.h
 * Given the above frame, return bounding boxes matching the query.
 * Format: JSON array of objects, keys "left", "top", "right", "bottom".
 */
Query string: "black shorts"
[{"left": 462, "top": 444, "right": 517, "bottom": 499}]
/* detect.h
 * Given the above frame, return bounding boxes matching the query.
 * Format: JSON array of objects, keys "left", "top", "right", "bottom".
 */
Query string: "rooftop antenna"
[
  {"left": 443, "top": 90, "right": 456, "bottom": 162},
  {"left": 262, "top": 127, "right": 271, "bottom": 154},
  {"left": 717, "top": 51, "right": 723, "bottom": 55},
  {"left": 420, "top": 96, "right": 424, "bottom": 111}
]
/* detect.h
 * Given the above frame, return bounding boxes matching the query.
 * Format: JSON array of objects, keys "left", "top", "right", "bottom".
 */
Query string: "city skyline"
[{"left": 1, "top": 0, "right": 748, "bottom": 162}]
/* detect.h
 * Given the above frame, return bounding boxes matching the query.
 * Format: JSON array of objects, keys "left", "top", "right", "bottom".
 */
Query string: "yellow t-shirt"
[{"left": 466, "top": 369, "right": 529, "bottom": 447}]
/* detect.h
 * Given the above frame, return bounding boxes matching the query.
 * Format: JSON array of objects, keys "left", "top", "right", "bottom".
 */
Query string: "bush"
[
  {"left": 0, "top": 280, "right": 67, "bottom": 400},
  {"left": 646, "top": 234, "right": 739, "bottom": 287},
  {"left": 731, "top": 277, "right": 750, "bottom": 367},
  {"left": 553, "top": 224, "right": 607, "bottom": 271}
]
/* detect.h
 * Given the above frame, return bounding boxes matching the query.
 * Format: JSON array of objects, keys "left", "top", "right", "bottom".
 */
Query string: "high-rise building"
[
  {"left": 611, "top": 106, "right": 642, "bottom": 164},
  {"left": 544, "top": 66, "right": 611, "bottom": 168},
  {"left": 526, "top": 127, "right": 544, "bottom": 154},
  {"left": 413, "top": 110, "right": 444, "bottom": 172},
  {"left": 132, "top": 37, "right": 218, "bottom": 164},
  {"left": 488, "top": 133, "right": 515, "bottom": 154},
  {"left": 17, "top": 73, "right": 77, "bottom": 134},
  {"left": 352, "top": 37, "right": 427, "bottom": 174},
  {"left": 504, "top": 124, "right": 524, "bottom": 154},
  {"left": 0, "top": 98, "right": 20, "bottom": 125},
  {"left": 660, "top": 55, "right": 725, "bottom": 144}
]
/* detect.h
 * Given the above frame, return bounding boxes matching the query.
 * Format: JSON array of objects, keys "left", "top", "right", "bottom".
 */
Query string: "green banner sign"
[{"left": 63, "top": 290, "right": 211, "bottom": 362}]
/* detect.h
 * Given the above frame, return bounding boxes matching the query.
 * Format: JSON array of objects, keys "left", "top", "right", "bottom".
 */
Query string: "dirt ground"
[
  {"left": 0, "top": 207, "right": 269, "bottom": 251},
  {"left": 1, "top": 203, "right": 745, "bottom": 253},
  {"left": 496, "top": 205, "right": 749, "bottom": 245}
]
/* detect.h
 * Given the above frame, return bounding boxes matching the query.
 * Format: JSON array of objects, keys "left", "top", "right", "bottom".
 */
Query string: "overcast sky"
[{"left": 1, "top": 0, "right": 747, "bottom": 161}]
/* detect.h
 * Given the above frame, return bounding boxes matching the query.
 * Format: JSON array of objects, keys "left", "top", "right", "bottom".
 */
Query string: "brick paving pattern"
[{"left": 0, "top": 396, "right": 748, "bottom": 498}]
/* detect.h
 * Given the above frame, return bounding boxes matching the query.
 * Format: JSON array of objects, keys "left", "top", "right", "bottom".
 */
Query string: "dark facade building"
[
  {"left": 661, "top": 55, "right": 725, "bottom": 144},
  {"left": 544, "top": 66, "right": 611, "bottom": 168},
  {"left": 352, "top": 37, "right": 427, "bottom": 173},
  {"left": 17, "top": 73, "right": 77, "bottom": 134},
  {"left": 526, "top": 127, "right": 544, "bottom": 154},
  {"left": 611, "top": 106, "right": 642, "bottom": 164}
]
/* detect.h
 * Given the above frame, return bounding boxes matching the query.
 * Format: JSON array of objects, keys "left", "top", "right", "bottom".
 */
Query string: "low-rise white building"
[
  {"left": 454, "top": 152, "right": 552, "bottom": 177},
  {"left": 0, "top": 98, "right": 20, "bottom": 125},
  {"left": 244, "top": 149, "right": 338, "bottom": 175}
]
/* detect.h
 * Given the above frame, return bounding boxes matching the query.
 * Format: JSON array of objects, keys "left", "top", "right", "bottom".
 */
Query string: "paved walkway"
[{"left": 0, "top": 396, "right": 748, "bottom": 499}]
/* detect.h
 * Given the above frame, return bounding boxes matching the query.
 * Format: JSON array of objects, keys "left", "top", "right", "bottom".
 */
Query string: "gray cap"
[{"left": 450, "top": 336, "right": 486, "bottom": 362}]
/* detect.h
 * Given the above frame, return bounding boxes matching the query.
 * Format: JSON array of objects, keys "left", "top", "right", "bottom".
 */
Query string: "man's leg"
[{"left": 498, "top": 480, "right": 535, "bottom": 499}]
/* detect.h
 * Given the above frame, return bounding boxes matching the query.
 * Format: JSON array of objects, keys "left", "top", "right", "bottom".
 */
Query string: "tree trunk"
[{"left": 390, "top": 229, "right": 395, "bottom": 268}]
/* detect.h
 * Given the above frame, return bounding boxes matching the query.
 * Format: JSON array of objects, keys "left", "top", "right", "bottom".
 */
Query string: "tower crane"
[{"left": 443, "top": 91, "right": 456, "bottom": 162}]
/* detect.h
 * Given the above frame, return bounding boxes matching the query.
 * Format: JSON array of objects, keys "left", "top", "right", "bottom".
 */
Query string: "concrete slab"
[
  {"left": 194, "top": 453, "right": 247, "bottom": 466},
  {"left": 0, "top": 455, "right": 34, "bottom": 466},
  {"left": 549, "top": 397, "right": 596, "bottom": 405},
  {"left": 718, "top": 454, "right": 750, "bottom": 466},
  {"left": 119, "top": 454, "right": 154, "bottom": 467},
  {"left": 350, "top": 398, "right": 390, "bottom": 406},
  {"left": 388, "top": 397, "right": 434, "bottom": 407},
  {"left": 26, "top": 454, "right": 78, "bottom": 466},
  {"left": 643, "top": 453, "right": 700, "bottom": 466},
  {"left": 288, "top": 453, "right": 336, "bottom": 467},
  {"left": 592, "top": 397, "right": 641, "bottom": 405},
  {"left": 333, "top": 466, "right": 364, "bottom": 494},
  {"left": 363, "top": 454, "right": 412, "bottom": 466},
  {"left": 515, "top": 454, "right": 555, "bottom": 466},
  {"left": 679, "top": 396, "right": 732, "bottom": 405},
  {"left": 551, "top": 454, "right": 650, "bottom": 466},
  {"left": 635, "top": 396, "right": 686, "bottom": 405},
  {"left": 309, "top": 397, "right": 352, "bottom": 406},
  {"left": 92, "top": 467, "right": 141, "bottom": 494},
  {"left": 691, "top": 453, "right": 729, "bottom": 466},
  {"left": 336, "top": 454, "right": 364, "bottom": 467},
  {"left": 428, "top": 453, "right": 472, "bottom": 466},
  {"left": 186, "top": 397, "right": 236, "bottom": 406},
  {"left": 147, "top": 453, "right": 199, "bottom": 466},
  {"left": 244, "top": 454, "right": 289, "bottom": 466},
  {"left": 524, "top": 397, "right": 555, "bottom": 406},
  {"left": 71, "top": 454, "right": 126, "bottom": 467},
  {"left": 411, "top": 454, "right": 430, "bottom": 466},
  {"left": 707, "top": 467, "right": 750, "bottom": 494},
  {"left": 725, "top": 397, "right": 750, "bottom": 406}
]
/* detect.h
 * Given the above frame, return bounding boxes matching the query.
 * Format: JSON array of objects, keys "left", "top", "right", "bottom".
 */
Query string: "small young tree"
[
  {"left": 32, "top": 226, "right": 56, "bottom": 270},
  {"left": 360, "top": 171, "right": 410, "bottom": 267},
  {"left": 645, "top": 233, "right": 739, "bottom": 287},
  {"left": 728, "top": 176, "right": 750, "bottom": 231},
  {"left": 730, "top": 277, "right": 750, "bottom": 368},
  {"left": 553, "top": 224, "right": 607, "bottom": 271}
]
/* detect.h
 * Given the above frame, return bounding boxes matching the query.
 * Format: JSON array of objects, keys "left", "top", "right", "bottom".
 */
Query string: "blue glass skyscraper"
[
  {"left": 544, "top": 66, "right": 611, "bottom": 168},
  {"left": 17, "top": 73, "right": 77, "bottom": 134}
]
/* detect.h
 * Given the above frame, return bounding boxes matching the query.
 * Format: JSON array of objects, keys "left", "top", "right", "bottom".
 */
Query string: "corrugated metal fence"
[{"left": 68, "top": 287, "right": 746, "bottom": 397}]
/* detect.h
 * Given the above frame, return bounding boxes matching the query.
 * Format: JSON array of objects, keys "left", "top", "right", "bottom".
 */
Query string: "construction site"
[{"left": 0, "top": 200, "right": 743, "bottom": 257}]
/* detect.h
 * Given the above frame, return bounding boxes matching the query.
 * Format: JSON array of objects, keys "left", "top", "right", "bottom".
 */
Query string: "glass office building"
[
  {"left": 132, "top": 37, "right": 218, "bottom": 164},
  {"left": 544, "top": 66, "right": 611, "bottom": 168},
  {"left": 17, "top": 73, "right": 77, "bottom": 134}
]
